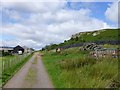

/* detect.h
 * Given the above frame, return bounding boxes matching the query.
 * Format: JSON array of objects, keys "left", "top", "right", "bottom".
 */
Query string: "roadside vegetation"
[
  {"left": 42, "top": 47, "right": 118, "bottom": 88},
  {"left": 0, "top": 53, "right": 34, "bottom": 86},
  {"left": 0, "top": 57, "right": 2, "bottom": 87},
  {"left": 0, "top": 55, "right": 15, "bottom": 86}
]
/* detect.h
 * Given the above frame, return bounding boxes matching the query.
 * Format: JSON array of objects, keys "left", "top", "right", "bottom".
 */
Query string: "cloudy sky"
[{"left": 0, "top": 0, "right": 118, "bottom": 50}]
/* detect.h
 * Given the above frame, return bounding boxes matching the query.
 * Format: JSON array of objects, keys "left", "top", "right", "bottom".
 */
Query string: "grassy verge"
[
  {"left": 24, "top": 58, "right": 37, "bottom": 87},
  {"left": 2, "top": 53, "right": 34, "bottom": 86},
  {"left": 0, "top": 58, "right": 2, "bottom": 87},
  {"left": 42, "top": 47, "right": 118, "bottom": 88},
  {"left": 0, "top": 56, "right": 15, "bottom": 87}
]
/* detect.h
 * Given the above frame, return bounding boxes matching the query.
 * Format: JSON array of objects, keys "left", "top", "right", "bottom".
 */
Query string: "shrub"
[{"left": 2, "top": 52, "right": 11, "bottom": 56}]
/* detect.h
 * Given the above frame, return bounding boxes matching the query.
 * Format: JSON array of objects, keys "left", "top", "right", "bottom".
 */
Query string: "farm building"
[
  {"left": 0, "top": 46, "right": 13, "bottom": 53},
  {"left": 23, "top": 46, "right": 34, "bottom": 53},
  {"left": 29, "top": 48, "right": 34, "bottom": 53},
  {"left": 23, "top": 46, "right": 29, "bottom": 53},
  {"left": 13, "top": 45, "right": 24, "bottom": 54},
  {"left": 0, "top": 45, "right": 34, "bottom": 56},
  {"left": 0, "top": 46, "right": 14, "bottom": 56}
]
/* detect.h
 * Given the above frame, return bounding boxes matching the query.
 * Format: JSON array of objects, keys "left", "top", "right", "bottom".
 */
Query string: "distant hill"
[
  {"left": 42, "top": 28, "right": 120, "bottom": 50},
  {"left": 71, "top": 28, "right": 119, "bottom": 42}
]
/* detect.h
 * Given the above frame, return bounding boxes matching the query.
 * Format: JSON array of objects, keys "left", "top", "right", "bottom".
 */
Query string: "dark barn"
[{"left": 13, "top": 45, "right": 24, "bottom": 54}]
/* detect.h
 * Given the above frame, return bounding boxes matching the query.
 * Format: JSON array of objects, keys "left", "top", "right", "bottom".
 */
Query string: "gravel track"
[{"left": 3, "top": 53, "right": 54, "bottom": 88}]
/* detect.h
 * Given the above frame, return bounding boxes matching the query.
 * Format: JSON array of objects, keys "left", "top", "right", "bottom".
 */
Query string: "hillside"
[
  {"left": 41, "top": 28, "right": 119, "bottom": 88},
  {"left": 42, "top": 28, "right": 120, "bottom": 50},
  {"left": 71, "top": 29, "right": 119, "bottom": 42},
  {"left": 42, "top": 47, "right": 118, "bottom": 88}
]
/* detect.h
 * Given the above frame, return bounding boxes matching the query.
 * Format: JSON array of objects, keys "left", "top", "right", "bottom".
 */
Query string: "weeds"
[
  {"left": 32, "top": 56, "right": 37, "bottom": 64},
  {"left": 59, "top": 57, "right": 96, "bottom": 70},
  {"left": 42, "top": 47, "right": 118, "bottom": 88}
]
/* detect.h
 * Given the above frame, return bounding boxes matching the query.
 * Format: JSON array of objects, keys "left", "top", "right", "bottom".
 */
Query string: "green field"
[{"left": 42, "top": 47, "right": 118, "bottom": 88}]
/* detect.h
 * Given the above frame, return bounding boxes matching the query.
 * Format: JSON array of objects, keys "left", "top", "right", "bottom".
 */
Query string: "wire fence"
[
  {"left": 1, "top": 53, "right": 32, "bottom": 85},
  {"left": 2, "top": 53, "right": 30, "bottom": 73},
  {"left": 0, "top": 54, "right": 30, "bottom": 87}
]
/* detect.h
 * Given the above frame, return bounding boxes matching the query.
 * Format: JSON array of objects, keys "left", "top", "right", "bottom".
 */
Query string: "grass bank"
[
  {"left": 42, "top": 47, "right": 118, "bottom": 88},
  {"left": 0, "top": 55, "right": 15, "bottom": 86},
  {"left": 0, "top": 58, "right": 2, "bottom": 87},
  {"left": 2, "top": 53, "right": 34, "bottom": 86}
]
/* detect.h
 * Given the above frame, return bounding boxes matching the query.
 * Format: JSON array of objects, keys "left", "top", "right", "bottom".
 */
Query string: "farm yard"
[
  {"left": 0, "top": 53, "right": 33, "bottom": 86},
  {"left": 42, "top": 46, "right": 119, "bottom": 88}
]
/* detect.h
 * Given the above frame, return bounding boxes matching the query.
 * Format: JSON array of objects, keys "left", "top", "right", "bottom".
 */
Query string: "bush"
[{"left": 2, "top": 51, "right": 11, "bottom": 56}]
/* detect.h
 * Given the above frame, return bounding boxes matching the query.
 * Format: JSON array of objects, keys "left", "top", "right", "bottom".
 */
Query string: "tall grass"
[
  {"left": 59, "top": 57, "right": 96, "bottom": 70},
  {"left": 42, "top": 47, "right": 118, "bottom": 88},
  {"left": 60, "top": 58, "right": 118, "bottom": 88}
]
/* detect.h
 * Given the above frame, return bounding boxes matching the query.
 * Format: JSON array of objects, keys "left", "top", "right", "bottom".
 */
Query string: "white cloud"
[
  {"left": 105, "top": 2, "right": 118, "bottom": 23},
  {"left": 1, "top": 0, "right": 117, "bottom": 2},
  {"left": 1, "top": 2, "right": 113, "bottom": 50},
  {"left": 2, "top": 1, "right": 66, "bottom": 13}
]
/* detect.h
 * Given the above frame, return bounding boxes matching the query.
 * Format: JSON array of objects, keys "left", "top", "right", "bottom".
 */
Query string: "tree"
[
  {"left": 75, "top": 36, "right": 79, "bottom": 41},
  {"left": 64, "top": 40, "right": 67, "bottom": 43},
  {"left": 42, "top": 48, "right": 45, "bottom": 51}
]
